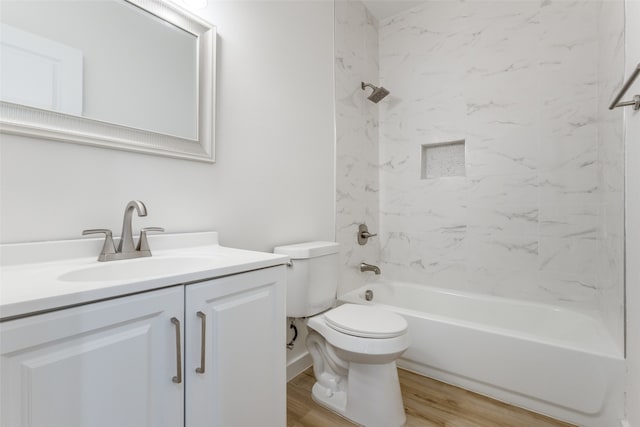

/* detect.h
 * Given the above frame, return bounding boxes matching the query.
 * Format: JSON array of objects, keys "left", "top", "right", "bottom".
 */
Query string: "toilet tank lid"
[{"left": 273, "top": 241, "right": 340, "bottom": 259}]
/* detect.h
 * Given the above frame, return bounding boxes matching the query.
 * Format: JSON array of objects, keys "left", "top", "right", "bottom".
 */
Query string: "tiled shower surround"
[
  {"left": 335, "top": 0, "right": 381, "bottom": 296},
  {"left": 335, "top": 0, "right": 625, "bottom": 349}
]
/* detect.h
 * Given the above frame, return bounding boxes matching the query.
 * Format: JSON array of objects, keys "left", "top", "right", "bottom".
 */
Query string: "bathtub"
[{"left": 339, "top": 280, "right": 625, "bottom": 427}]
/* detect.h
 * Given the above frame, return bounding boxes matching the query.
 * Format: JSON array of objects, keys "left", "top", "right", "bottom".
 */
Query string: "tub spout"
[{"left": 360, "top": 262, "right": 381, "bottom": 275}]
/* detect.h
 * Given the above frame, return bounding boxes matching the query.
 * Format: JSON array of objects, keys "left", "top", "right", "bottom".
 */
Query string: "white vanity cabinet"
[
  {"left": 185, "top": 267, "right": 286, "bottom": 427},
  {"left": 0, "top": 285, "right": 185, "bottom": 427},
  {"left": 0, "top": 265, "right": 286, "bottom": 427}
]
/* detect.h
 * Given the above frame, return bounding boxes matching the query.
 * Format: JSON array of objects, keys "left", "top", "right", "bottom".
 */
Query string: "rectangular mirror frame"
[{"left": 0, "top": 0, "right": 216, "bottom": 163}]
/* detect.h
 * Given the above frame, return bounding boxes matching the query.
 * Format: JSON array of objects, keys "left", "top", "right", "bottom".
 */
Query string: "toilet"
[{"left": 274, "top": 241, "right": 409, "bottom": 427}]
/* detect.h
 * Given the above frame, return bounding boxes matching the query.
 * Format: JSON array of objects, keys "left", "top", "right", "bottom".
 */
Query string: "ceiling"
[{"left": 361, "top": 0, "right": 425, "bottom": 21}]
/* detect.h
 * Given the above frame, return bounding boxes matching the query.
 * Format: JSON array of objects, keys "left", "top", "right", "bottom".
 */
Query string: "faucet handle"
[
  {"left": 357, "top": 224, "right": 378, "bottom": 245},
  {"left": 82, "top": 229, "right": 116, "bottom": 261},
  {"left": 137, "top": 227, "right": 165, "bottom": 252}
]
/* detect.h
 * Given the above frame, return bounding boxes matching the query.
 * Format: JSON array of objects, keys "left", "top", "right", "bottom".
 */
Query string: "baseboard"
[{"left": 287, "top": 351, "right": 312, "bottom": 382}]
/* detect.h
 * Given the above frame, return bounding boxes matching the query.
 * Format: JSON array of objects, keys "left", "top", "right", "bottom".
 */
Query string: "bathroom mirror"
[{"left": 0, "top": 0, "right": 216, "bottom": 162}]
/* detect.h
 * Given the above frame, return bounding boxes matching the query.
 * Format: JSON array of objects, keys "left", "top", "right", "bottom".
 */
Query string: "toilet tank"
[{"left": 274, "top": 241, "right": 340, "bottom": 318}]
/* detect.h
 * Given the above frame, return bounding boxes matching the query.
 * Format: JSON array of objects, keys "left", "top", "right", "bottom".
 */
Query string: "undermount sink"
[{"left": 58, "top": 256, "right": 218, "bottom": 282}]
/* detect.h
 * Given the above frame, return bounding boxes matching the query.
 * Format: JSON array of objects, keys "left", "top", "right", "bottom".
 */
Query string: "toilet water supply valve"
[{"left": 287, "top": 318, "right": 298, "bottom": 350}]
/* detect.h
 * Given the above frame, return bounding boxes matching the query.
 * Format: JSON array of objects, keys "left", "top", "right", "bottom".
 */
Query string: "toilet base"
[
  {"left": 310, "top": 361, "right": 406, "bottom": 427},
  {"left": 311, "top": 382, "right": 347, "bottom": 415}
]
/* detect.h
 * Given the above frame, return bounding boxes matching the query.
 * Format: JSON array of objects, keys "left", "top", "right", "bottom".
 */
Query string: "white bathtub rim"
[
  {"left": 352, "top": 278, "right": 608, "bottom": 320},
  {"left": 354, "top": 299, "right": 622, "bottom": 359},
  {"left": 340, "top": 280, "right": 623, "bottom": 359},
  {"left": 342, "top": 300, "right": 621, "bottom": 359}
]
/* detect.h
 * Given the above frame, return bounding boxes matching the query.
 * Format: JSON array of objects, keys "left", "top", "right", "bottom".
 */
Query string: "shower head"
[{"left": 361, "top": 82, "right": 390, "bottom": 103}]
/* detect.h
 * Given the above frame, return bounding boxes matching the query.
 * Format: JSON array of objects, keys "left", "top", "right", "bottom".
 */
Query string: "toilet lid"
[{"left": 324, "top": 304, "right": 408, "bottom": 338}]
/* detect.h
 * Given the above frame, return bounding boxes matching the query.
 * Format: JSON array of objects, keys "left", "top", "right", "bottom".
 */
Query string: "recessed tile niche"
[{"left": 421, "top": 140, "right": 466, "bottom": 179}]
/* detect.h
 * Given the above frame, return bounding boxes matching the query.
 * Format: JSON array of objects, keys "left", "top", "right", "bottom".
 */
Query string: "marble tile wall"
[
  {"left": 375, "top": 0, "right": 624, "bottom": 347},
  {"left": 334, "top": 0, "right": 381, "bottom": 296}
]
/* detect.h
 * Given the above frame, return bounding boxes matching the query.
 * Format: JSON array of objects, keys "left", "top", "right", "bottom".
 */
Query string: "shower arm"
[
  {"left": 361, "top": 82, "right": 375, "bottom": 91},
  {"left": 609, "top": 62, "right": 640, "bottom": 111}
]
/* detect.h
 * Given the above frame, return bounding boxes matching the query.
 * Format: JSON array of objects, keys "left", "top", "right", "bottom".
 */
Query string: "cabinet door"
[
  {"left": 185, "top": 266, "right": 286, "bottom": 427},
  {"left": 1, "top": 286, "right": 184, "bottom": 427}
]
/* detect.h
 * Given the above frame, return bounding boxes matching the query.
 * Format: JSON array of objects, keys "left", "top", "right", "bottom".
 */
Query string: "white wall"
[
  {"left": 0, "top": 0, "right": 336, "bottom": 255},
  {"left": 625, "top": 0, "right": 640, "bottom": 423}
]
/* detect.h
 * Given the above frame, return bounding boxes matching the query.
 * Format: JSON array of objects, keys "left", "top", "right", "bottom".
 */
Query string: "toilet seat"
[{"left": 324, "top": 304, "right": 408, "bottom": 338}]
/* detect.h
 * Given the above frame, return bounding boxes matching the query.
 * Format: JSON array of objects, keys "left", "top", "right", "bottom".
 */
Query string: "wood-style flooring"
[{"left": 287, "top": 368, "right": 575, "bottom": 427}]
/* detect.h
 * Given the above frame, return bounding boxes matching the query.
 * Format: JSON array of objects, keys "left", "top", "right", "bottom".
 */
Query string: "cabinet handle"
[
  {"left": 196, "top": 311, "right": 206, "bottom": 374},
  {"left": 171, "top": 317, "right": 182, "bottom": 384}
]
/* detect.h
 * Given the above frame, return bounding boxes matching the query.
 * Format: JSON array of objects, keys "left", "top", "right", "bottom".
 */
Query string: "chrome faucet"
[
  {"left": 360, "top": 262, "right": 381, "bottom": 275},
  {"left": 83, "top": 200, "right": 164, "bottom": 262}
]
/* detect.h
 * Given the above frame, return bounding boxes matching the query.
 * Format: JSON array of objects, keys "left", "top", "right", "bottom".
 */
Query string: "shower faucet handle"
[{"left": 357, "top": 224, "right": 377, "bottom": 245}]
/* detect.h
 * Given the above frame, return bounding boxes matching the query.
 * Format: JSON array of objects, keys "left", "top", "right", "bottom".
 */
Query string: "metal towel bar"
[{"left": 609, "top": 63, "right": 640, "bottom": 111}]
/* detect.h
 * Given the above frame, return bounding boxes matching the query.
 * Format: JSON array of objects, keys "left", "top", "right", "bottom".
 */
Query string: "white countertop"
[{"left": 0, "top": 232, "right": 288, "bottom": 320}]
